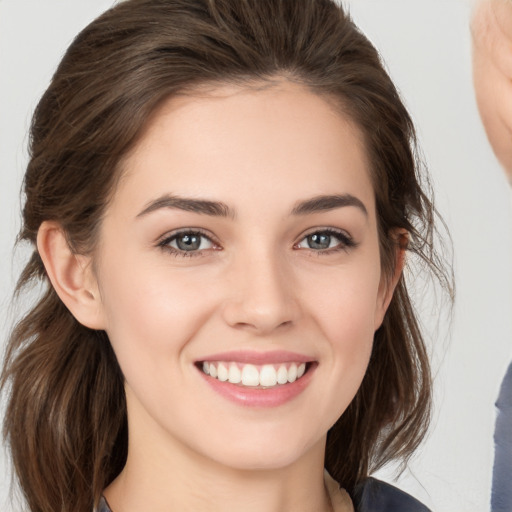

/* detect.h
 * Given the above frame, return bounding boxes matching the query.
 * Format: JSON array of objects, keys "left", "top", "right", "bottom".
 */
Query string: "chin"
[{"left": 198, "top": 432, "right": 324, "bottom": 472}]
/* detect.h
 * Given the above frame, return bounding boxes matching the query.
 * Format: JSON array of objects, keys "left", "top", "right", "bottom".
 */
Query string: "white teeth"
[
  {"left": 259, "top": 365, "right": 277, "bottom": 387},
  {"left": 241, "top": 364, "right": 260, "bottom": 386},
  {"left": 228, "top": 363, "right": 241, "bottom": 384},
  {"left": 217, "top": 363, "right": 228, "bottom": 382},
  {"left": 288, "top": 363, "right": 298, "bottom": 383},
  {"left": 277, "top": 365, "right": 288, "bottom": 384},
  {"left": 202, "top": 361, "right": 309, "bottom": 388}
]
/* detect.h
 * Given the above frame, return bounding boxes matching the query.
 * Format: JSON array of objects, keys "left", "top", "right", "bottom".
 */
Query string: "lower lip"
[{"left": 198, "top": 364, "right": 316, "bottom": 408}]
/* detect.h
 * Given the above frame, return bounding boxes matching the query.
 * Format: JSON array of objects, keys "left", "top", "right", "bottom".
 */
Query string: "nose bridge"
[{"left": 222, "top": 242, "right": 299, "bottom": 334}]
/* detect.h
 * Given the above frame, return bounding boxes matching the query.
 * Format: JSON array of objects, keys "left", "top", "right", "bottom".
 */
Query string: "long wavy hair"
[{"left": 2, "top": 1, "right": 452, "bottom": 511}]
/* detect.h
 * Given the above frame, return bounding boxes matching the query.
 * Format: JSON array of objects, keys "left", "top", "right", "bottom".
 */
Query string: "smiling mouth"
[{"left": 197, "top": 361, "right": 313, "bottom": 388}]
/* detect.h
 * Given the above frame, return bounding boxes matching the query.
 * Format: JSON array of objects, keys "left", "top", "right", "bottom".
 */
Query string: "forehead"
[{"left": 115, "top": 80, "right": 375, "bottom": 218}]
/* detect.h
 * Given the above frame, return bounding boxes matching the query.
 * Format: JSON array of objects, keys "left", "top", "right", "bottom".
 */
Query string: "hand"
[{"left": 471, "top": 0, "right": 512, "bottom": 180}]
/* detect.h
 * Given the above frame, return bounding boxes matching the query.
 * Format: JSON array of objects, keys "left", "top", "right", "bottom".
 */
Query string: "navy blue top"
[
  {"left": 353, "top": 477, "right": 431, "bottom": 511},
  {"left": 97, "top": 477, "right": 431, "bottom": 511},
  {"left": 492, "top": 361, "right": 512, "bottom": 512}
]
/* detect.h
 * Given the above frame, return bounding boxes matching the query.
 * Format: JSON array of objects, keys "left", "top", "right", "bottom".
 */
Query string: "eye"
[
  {"left": 295, "top": 229, "right": 356, "bottom": 252},
  {"left": 158, "top": 230, "right": 217, "bottom": 256}
]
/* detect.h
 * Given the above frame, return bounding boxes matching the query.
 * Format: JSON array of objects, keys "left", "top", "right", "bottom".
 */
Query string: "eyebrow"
[
  {"left": 291, "top": 194, "right": 368, "bottom": 217},
  {"left": 136, "top": 195, "right": 235, "bottom": 219},
  {"left": 136, "top": 193, "right": 367, "bottom": 219}
]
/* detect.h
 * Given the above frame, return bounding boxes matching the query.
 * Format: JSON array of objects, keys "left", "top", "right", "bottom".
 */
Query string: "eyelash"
[
  {"left": 157, "top": 229, "right": 218, "bottom": 257},
  {"left": 294, "top": 228, "right": 357, "bottom": 255},
  {"left": 156, "top": 228, "right": 357, "bottom": 258}
]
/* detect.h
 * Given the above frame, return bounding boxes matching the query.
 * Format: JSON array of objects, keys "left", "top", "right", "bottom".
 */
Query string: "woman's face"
[{"left": 92, "top": 81, "right": 393, "bottom": 471}]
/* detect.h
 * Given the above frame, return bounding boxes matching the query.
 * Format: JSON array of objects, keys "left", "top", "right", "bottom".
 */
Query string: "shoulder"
[
  {"left": 494, "top": 361, "right": 512, "bottom": 445},
  {"left": 352, "top": 477, "right": 432, "bottom": 512},
  {"left": 496, "top": 361, "right": 512, "bottom": 409}
]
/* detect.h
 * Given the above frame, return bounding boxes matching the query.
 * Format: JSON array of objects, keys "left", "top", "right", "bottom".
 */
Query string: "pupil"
[
  {"left": 309, "top": 233, "right": 330, "bottom": 249},
  {"left": 177, "top": 234, "right": 200, "bottom": 251}
]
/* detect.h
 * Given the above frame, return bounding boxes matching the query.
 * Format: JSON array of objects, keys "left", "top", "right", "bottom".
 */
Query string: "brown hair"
[{"left": 1, "top": 1, "right": 452, "bottom": 511}]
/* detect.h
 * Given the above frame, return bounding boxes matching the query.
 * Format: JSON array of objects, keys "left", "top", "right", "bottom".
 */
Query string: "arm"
[{"left": 471, "top": 0, "right": 512, "bottom": 180}]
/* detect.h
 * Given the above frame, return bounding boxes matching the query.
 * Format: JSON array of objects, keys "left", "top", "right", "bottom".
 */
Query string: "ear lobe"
[
  {"left": 374, "top": 230, "right": 408, "bottom": 330},
  {"left": 37, "top": 221, "right": 106, "bottom": 330}
]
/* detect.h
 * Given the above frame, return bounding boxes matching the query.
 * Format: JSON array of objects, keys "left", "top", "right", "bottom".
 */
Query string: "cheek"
[
  {"left": 97, "top": 256, "right": 218, "bottom": 369},
  {"left": 96, "top": 259, "right": 222, "bottom": 429},
  {"left": 303, "top": 263, "right": 382, "bottom": 344},
  {"left": 326, "top": 288, "right": 376, "bottom": 385},
  {"left": 298, "top": 259, "right": 382, "bottom": 406}
]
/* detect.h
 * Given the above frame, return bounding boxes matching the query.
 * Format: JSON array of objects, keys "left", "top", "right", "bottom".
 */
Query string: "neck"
[{"left": 104, "top": 434, "right": 331, "bottom": 512}]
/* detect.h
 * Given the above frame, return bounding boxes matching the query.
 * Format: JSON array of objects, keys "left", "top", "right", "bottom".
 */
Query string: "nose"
[{"left": 221, "top": 250, "right": 300, "bottom": 335}]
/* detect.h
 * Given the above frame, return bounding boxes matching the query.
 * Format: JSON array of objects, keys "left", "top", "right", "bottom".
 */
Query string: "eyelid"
[
  {"left": 294, "top": 227, "right": 357, "bottom": 252},
  {"left": 155, "top": 226, "right": 356, "bottom": 257},
  {"left": 156, "top": 228, "right": 221, "bottom": 255}
]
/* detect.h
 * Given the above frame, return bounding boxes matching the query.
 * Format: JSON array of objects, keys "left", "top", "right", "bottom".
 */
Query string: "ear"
[
  {"left": 37, "top": 221, "right": 106, "bottom": 330},
  {"left": 374, "top": 229, "right": 408, "bottom": 330}
]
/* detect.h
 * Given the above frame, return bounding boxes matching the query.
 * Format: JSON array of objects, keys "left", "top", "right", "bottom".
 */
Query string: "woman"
[
  {"left": 472, "top": 1, "right": 512, "bottom": 509},
  {"left": 1, "top": 1, "right": 451, "bottom": 511}
]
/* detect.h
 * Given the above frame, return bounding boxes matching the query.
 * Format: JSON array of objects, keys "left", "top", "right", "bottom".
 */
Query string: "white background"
[{"left": 1, "top": 1, "right": 511, "bottom": 511}]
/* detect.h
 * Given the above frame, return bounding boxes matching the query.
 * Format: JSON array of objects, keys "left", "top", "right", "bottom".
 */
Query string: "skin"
[
  {"left": 37, "top": 81, "right": 402, "bottom": 512},
  {"left": 472, "top": 0, "right": 512, "bottom": 179},
  {"left": 472, "top": 2, "right": 512, "bottom": 509}
]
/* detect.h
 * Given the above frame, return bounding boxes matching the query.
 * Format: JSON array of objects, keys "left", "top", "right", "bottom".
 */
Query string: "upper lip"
[{"left": 196, "top": 350, "right": 315, "bottom": 365}]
